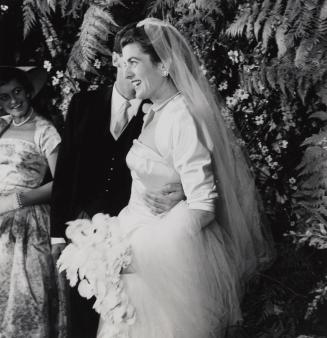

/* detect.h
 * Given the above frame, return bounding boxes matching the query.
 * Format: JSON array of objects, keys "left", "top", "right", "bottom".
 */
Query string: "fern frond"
[
  {"left": 281, "top": 0, "right": 301, "bottom": 49},
  {"left": 23, "top": 0, "right": 37, "bottom": 38},
  {"left": 35, "top": 0, "right": 52, "bottom": 16},
  {"left": 317, "top": 0, "right": 327, "bottom": 46},
  {"left": 264, "top": 64, "right": 278, "bottom": 90},
  {"left": 67, "top": 40, "right": 92, "bottom": 80},
  {"left": 276, "top": 25, "right": 288, "bottom": 58},
  {"left": 56, "top": 0, "right": 89, "bottom": 18},
  {"left": 295, "top": 0, "right": 320, "bottom": 40},
  {"left": 147, "top": 0, "right": 175, "bottom": 16},
  {"left": 67, "top": 5, "right": 117, "bottom": 77},
  {"left": 39, "top": 16, "right": 62, "bottom": 57},
  {"left": 246, "top": 1, "right": 260, "bottom": 40},
  {"left": 225, "top": 7, "right": 251, "bottom": 37},
  {"left": 79, "top": 5, "right": 116, "bottom": 62},
  {"left": 46, "top": 0, "right": 57, "bottom": 12},
  {"left": 254, "top": 0, "right": 273, "bottom": 41},
  {"left": 195, "top": 0, "right": 225, "bottom": 13},
  {"left": 262, "top": 0, "right": 285, "bottom": 50}
]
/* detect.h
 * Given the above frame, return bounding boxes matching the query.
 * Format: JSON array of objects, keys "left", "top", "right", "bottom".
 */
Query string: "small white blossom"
[
  {"left": 261, "top": 146, "right": 269, "bottom": 155},
  {"left": 63, "top": 85, "right": 71, "bottom": 94},
  {"left": 255, "top": 115, "right": 264, "bottom": 125},
  {"left": 56, "top": 70, "right": 64, "bottom": 78},
  {"left": 43, "top": 60, "right": 52, "bottom": 72},
  {"left": 94, "top": 59, "right": 102, "bottom": 69},
  {"left": 52, "top": 76, "right": 59, "bottom": 86},
  {"left": 228, "top": 50, "right": 243, "bottom": 64},
  {"left": 280, "top": 140, "right": 288, "bottom": 148},
  {"left": 271, "top": 161, "right": 278, "bottom": 169},
  {"left": 0, "top": 4, "right": 8, "bottom": 11},
  {"left": 218, "top": 81, "right": 228, "bottom": 91},
  {"left": 289, "top": 177, "right": 296, "bottom": 184},
  {"left": 234, "top": 88, "right": 249, "bottom": 101},
  {"left": 226, "top": 96, "right": 238, "bottom": 109}
]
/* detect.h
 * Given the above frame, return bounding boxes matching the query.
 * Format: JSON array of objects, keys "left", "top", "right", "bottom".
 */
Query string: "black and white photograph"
[{"left": 0, "top": 1, "right": 326, "bottom": 337}]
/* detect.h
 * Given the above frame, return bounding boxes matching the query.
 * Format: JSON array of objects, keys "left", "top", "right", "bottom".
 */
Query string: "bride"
[{"left": 93, "top": 18, "right": 274, "bottom": 337}]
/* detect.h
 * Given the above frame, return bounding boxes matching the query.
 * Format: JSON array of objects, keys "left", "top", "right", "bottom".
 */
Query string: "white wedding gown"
[{"left": 97, "top": 95, "right": 269, "bottom": 337}]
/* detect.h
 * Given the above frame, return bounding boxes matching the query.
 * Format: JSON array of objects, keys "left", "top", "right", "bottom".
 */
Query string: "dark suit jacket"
[{"left": 51, "top": 85, "right": 144, "bottom": 238}]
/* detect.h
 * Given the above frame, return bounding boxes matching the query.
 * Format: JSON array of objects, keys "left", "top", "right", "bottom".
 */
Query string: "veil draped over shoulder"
[{"left": 138, "top": 18, "right": 275, "bottom": 289}]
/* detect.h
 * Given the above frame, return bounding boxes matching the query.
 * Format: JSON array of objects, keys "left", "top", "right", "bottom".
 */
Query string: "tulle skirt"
[{"left": 98, "top": 201, "right": 241, "bottom": 338}]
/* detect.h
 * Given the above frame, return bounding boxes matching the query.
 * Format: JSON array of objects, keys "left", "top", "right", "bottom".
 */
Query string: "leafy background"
[{"left": 1, "top": 0, "right": 327, "bottom": 336}]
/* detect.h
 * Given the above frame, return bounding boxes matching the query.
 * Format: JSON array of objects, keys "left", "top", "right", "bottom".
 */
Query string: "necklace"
[
  {"left": 152, "top": 91, "right": 181, "bottom": 112},
  {"left": 12, "top": 111, "right": 34, "bottom": 127}
]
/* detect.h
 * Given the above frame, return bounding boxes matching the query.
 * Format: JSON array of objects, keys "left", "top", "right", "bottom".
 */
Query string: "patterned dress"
[{"left": 0, "top": 115, "right": 67, "bottom": 338}]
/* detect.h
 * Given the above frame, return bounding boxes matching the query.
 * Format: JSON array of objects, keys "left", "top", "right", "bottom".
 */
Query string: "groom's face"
[{"left": 113, "top": 52, "right": 136, "bottom": 97}]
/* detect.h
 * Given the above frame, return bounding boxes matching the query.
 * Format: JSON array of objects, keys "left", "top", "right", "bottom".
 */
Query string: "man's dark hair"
[{"left": 113, "top": 23, "right": 137, "bottom": 54}]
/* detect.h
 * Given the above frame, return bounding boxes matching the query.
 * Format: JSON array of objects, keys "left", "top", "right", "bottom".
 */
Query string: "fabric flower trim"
[{"left": 57, "top": 213, "right": 135, "bottom": 337}]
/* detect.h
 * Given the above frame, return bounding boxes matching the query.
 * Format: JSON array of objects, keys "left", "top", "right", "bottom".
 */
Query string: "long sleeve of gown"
[{"left": 155, "top": 98, "right": 218, "bottom": 212}]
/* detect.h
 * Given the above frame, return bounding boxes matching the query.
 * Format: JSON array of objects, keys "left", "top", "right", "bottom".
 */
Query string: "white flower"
[
  {"left": 228, "top": 50, "right": 242, "bottom": 64},
  {"left": 261, "top": 146, "right": 269, "bottom": 155},
  {"left": 255, "top": 115, "right": 264, "bottom": 125},
  {"left": 0, "top": 5, "right": 8, "bottom": 11},
  {"left": 57, "top": 212, "right": 135, "bottom": 336},
  {"left": 63, "top": 85, "right": 71, "bottom": 94},
  {"left": 56, "top": 70, "right": 64, "bottom": 78},
  {"left": 94, "top": 59, "right": 102, "bottom": 69},
  {"left": 218, "top": 81, "right": 228, "bottom": 91},
  {"left": 43, "top": 60, "right": 52, "bottom": 72},
  {"left": 271, "top": 161, "right": 278, "bottom": 169},
  {"left": 234, "top": 88, "right": 249, "bottom": 101},
  {"left": 289, "top": 177, "right": 296, "bottom": 184},
  {"left": 280, "top": 140, "right": 288, "bottom": 148},
  {"left": 226, "top": 96, "right": 237, "bottom": 108},
  {"left": 52, "top": 76, "right": 59, "bottom": 86},
  {"left": 78, "top": 279, "right": 94, "bottom": 299}
]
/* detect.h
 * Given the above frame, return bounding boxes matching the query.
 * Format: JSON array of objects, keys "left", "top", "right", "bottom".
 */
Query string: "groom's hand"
[{"left": 143, "top": 183, "right": 185, "bottom": 215}]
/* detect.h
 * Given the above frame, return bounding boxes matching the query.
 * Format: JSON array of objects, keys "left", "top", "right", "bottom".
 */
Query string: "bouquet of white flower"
[{"left": 57, "top": 213, "right": 135, "bottom": 337}]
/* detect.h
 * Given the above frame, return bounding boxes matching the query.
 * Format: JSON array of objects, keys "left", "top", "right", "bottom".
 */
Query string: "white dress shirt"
[{"left": 110, "top": 84, "right": 142, "bottom": 140}]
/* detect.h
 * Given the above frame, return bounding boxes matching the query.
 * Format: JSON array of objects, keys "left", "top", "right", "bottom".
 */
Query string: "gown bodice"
[
  {"left": 126, "top": 139, "right": 180, "bottom": 219},
  {"left": 118, "top": 94, "right": 218, "bottom": 235},
  {"left": 0, "top": 115, "right": 61, "bottom": 194},
  {"left": 0, "top": 139, "right": 48, "bottom": 193}
]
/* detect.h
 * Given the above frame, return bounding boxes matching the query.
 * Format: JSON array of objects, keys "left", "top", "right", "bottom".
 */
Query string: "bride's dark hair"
[{"left": 120, "top": 24, "right": 161, "bottom": 64}]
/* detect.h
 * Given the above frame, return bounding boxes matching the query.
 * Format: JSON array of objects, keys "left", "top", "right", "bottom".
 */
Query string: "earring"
[{"left": 161, "top": 69, "right": 169, "bottom": 77}]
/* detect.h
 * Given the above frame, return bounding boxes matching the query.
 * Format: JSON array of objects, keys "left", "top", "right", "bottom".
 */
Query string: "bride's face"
[{"left": 123, "top": 42, "right": 166, "bottom": 102}]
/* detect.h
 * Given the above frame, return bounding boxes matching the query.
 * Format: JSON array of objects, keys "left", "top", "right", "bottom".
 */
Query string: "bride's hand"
[{"left": 143, "top": 183, "right": 185, "bottom": 215}]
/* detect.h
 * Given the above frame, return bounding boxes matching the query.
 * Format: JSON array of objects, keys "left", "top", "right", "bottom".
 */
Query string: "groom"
[{"left": 51, "top": 26, "right": 184, "bottom": 338}]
